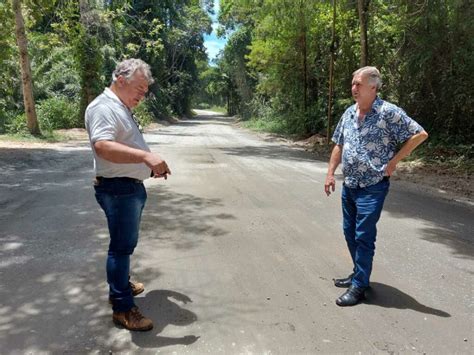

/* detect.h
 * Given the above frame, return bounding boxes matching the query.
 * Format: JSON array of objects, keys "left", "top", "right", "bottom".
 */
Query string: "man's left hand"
[{"left": 384, "top": 159, "right": 397, "bottom": 176}]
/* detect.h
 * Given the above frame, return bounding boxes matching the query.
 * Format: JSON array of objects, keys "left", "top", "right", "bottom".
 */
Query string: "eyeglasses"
[{"left": 131, "top": 113, "right": 144, "bottom": 133}]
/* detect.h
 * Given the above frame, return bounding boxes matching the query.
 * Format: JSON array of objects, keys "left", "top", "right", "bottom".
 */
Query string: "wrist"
[{"left": 140, "top": 151, "right": 151, "bottom": 164}]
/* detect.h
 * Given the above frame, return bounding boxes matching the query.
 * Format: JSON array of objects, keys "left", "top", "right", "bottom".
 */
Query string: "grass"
[
  {"left": 406, "top": 143, "right": 473, "bottom": 174},
  {"left": 242, "top": 117, "right": 292, "bottom": 135},
  {"left": 193, "top": 104, "right": 227, "bottom": 114},
  {"left": 207, "top": 106, "right": 227, "bottom": 114},
  {"left": 242, "top": 117, "right": 473, "bottom": 176}
]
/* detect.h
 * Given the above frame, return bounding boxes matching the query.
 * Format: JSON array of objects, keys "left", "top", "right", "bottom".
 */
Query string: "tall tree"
[
  {"left": 327, "top": 0, "right": 337, "bottom": 144},
  {"left": 11, "top": 0, "right": 40, "bottom": 135},
  {"left": 76, "top": 0, "right": 103, "bottom": 126},
  {"left": 357, "top": 0, "right": 370, "bottom": 66}
]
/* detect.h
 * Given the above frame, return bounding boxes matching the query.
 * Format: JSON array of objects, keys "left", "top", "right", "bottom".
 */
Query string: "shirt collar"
[
  {"left": 103, "top": 87, "right": 126, "bottom": 106},
  {"left": 354, "top": 96, "right": 384, "bottom": 116},
  {"left": 103, "top": 87, "right": 133, "bottom": 115},
  {"left": 371, "top": 96, "right": 384, "bottom": 114}
]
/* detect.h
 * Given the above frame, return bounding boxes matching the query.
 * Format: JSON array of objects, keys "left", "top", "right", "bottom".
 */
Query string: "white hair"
[
  {"left": 112, "top": 58, "right": 154, "bottom": 85},
  {"left": 353, "top": 66, "right": 382, "bottom": 90}
]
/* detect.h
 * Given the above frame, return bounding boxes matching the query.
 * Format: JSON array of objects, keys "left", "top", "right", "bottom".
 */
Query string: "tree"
[
  {"left": 11, "top": 0, "right": 40, "bottom": 135},
  {"left": 357, "top": 0, "right": 370, "bottom": 66},
  {"left": 76, "top": 0, "right": 103, "bottom": 127}
]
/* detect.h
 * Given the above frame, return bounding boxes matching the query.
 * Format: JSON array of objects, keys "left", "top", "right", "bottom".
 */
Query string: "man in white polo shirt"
[{"left": 85, "top": 58, "right": 171, "bottom": 331}]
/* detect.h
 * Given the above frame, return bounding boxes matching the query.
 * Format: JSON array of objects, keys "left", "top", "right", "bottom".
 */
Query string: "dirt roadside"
[
  {"left": 1, "top": 125, "right": 472, "bottom": 206},
  {"left": 253, "top": 131, "right": 473, "bottom": 205}
]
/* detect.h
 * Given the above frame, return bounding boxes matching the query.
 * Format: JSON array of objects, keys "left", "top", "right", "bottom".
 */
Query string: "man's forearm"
[
  {"left": 94, "top": 140, "right": 148, "bottom": 164},
  {"left": 392, "top": 131, "right": 429, "bottom": 164},
  {"left": 327, "top": 144, "right": 342, "bottom": 176}
]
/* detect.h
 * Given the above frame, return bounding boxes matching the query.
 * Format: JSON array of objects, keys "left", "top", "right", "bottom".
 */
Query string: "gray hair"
[
  {"left": 112, "top": 58, "right": 154, "bottom": 85},
  {"left": 353, "top": 66, "right": 382, "bottom": 90}
]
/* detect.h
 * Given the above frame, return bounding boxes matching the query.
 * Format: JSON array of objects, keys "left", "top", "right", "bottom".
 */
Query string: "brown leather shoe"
[
  {"left": 113, "top": 307, "right": 153, "bottom": 331},
  {"left": 130, "top": 280, "right": 144, "bottom": 296}
]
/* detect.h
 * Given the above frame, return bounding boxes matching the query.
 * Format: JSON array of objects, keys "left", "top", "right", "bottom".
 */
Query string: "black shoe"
[
  {"left": 333, "top": 273, "right": 354, "bottom": 288},
  {"left": 336, "top": 285, "right": 366, "bottom": 307}
]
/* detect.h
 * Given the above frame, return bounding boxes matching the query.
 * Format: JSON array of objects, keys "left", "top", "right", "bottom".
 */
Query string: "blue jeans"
[
  {"left": 94, "top": 177, "right": 147, "bottom": 312},
  {"left": 341, "top": 178, "right": 390, "bottom": 288}
]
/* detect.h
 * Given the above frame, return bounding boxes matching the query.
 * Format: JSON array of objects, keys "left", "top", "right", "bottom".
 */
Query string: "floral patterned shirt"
[{"left": 332, "top": 96, "right": 424, "bottom": 188}]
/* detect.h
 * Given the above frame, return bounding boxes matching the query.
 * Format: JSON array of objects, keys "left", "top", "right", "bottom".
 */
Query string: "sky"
[{"left": 203, "top": 0, "right": 227, "bottom": 64}]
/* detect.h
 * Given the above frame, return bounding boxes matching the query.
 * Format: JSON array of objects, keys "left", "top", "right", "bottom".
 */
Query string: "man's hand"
[
  {"left": 384, "top": 159, "right": 397, "bottom": 176},
  {"left": 385, "top": 130, "right": 428, "bottom": 176},
  {"left": 144, "top": 153, "right": 171, "bottom": 180},
  {"left": 325, "top": 175, "right": 336, "bottom": 196},
  {"left": 325, "top": 144, "right": 342, "bottom": 197}
]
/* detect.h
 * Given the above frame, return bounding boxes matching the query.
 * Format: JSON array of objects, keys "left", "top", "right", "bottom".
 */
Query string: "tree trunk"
[
  {"left": 77, "top": 0, "right": 101, "bottom": 127},
  {"left": 358, "top": 0, "right": 370, "bottom": 67},
  {"left": 299, "top": 0, "right": 308, "bottom": 114},
  {"left": 327, "top": 0, "right": 337, "bottom": 144},
  {"left": 12, "top": 0, "right": 40, "bottom": 135}
]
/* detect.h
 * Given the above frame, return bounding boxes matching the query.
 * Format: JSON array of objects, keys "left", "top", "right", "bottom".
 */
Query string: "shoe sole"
[
  {"left": 334, "top": 282, "right": 351, "bottom": 288},
  {"left": 113, "top": 318, "right": 154, "bottom": 331},
  {"left": 335, "top": 293, "right": 366, "bottom": 307},
  {"left": 335, "top": 299, "right": 362, "bottom": 307}
]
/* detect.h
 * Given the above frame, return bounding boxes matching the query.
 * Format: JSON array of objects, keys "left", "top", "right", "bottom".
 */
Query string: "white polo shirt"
[{"left": 85, "top": 88, "right": 151, "bottom": 181}]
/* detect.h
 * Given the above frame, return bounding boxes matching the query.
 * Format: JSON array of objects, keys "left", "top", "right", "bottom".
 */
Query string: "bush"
[
  {"left": 133, "top": 101, "right": 154, "bottom": 127},
  {"left": 195, "top": 102, "right": 210, "bottom": 109},
  {"left": 36, "top": 97, "right": 79, "bottom": 132},
  {"left": 5, "top": 113, "right": 29, "bottom": 135}
]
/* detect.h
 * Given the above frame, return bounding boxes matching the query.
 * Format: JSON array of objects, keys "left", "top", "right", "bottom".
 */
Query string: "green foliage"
[
  {"left": 215, "top": 0, "right": 473, "bottom": 146},
  {"left": 2, "top": 0, "right": 212, "bottom": 133},
  {"left": 2, "top": 0, "right": 471, "bottom": 148},
  {"left": 133, "top": 101, "right": 154, "bottom": 127},
  {"left": 36, "top": 97, "right": 79, "bottom": 132},
  {"left": 5, "top": 113, "right": 28, "bottom": 135},
  {"left": 193, "top": 62, "right": 228, "bottom": 109}
]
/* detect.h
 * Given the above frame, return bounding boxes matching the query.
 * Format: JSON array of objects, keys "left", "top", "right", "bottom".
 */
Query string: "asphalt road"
[{"left": 0, "top": 111, "right": 472, "bottom": 354}]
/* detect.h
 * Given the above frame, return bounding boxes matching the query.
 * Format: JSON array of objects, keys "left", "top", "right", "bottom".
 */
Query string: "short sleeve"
[
  {"left": 86, "top": 106, "right": 119, "bottom": 143},
  {"left": 332, "top": 109, "right": 349, "bottom": 145},
  {"left": 391, "top": 108, "right": 424, "bottom": 144}
]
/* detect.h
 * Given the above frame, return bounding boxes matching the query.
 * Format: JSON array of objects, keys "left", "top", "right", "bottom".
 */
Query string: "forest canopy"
[{"left": 1, "top": 0, "right": 473, "bottom": 147}]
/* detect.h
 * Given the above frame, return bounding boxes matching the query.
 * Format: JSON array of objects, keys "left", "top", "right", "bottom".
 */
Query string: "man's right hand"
[
  {"left": 144, "top": 153, "right": 171, "bottom": 179},
  {"left": 324, "top": 175, "right": 336, "bottom": 196}
]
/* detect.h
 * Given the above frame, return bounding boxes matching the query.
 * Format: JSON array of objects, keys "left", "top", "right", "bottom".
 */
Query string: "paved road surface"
[{"left": 0, "top": 111, "right": 472, "bottom": 353}]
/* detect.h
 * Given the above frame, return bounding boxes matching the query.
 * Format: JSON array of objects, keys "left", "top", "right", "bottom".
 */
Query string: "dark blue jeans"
[
  {"left": 94, "top": 177, "right": 147, "bottom": 312},
  {"left": 341, "top": 178, "right": 390, "bottom": 288}
]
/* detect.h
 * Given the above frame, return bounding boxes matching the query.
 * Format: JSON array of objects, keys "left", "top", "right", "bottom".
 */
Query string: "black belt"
[{"left": 95, "top": 176, "right": 143, "bottom": 184}]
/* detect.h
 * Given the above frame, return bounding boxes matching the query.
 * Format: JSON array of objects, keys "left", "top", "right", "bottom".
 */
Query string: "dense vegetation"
[
  {"left": 1, "top": 0, "right": 473, "bottom": 157},
  {"left": 1, "top": 0, "right": 212, "bottom": 136},
  {"left": 205, "top": 0, "right": 473, "bottom": 149}
]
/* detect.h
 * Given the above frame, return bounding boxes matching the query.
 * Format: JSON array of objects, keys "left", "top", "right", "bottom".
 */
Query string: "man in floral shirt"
[{"left": 324, "top": 66, "right": 428, "bottom": 306}]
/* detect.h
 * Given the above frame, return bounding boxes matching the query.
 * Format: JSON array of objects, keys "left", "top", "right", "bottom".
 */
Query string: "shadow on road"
[
  {"left": 365, "top": 282, "right": 451, "bottom": 317},
  {"left": 129, "top": 290, "right": 199, "bottom": 348},
  {"left": 141, "top": 185, "right": 233, "bottom": 251},
  {"left": 0, "top": 145, "right": 219, "bottom": 352},
  {"left": 383, "top": 189, "right": 474, "bottom": 260}
]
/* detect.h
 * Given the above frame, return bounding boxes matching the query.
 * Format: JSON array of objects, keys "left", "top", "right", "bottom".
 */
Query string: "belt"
[{"left": 95, "top": 176, "right": 143, "bottom": 184}]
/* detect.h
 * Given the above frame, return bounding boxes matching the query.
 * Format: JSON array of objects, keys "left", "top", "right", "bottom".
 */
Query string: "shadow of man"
[
  {"left": 127, "top": 289, "right": 200, "bottom": 349},
  {"left": 365, "top": 282, "right": 451, "bottom": 317}
]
